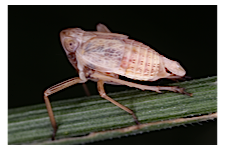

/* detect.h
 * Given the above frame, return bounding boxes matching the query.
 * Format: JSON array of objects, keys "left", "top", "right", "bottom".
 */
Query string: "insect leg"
[
  {"left": 92, "top": 73, "right": 192, "bottom": 96},
  {"left": 44, "top": 77, "right": 84, "bottom": 140},
  {"left": 82, "top": 83, "right": 91, "bottom": 96},
  {"left": 97, "top": 79, "right": 140, "bottom": 125}
]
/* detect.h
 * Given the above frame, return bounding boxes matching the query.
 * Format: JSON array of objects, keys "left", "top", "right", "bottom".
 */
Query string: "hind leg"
[{"left": 91, "top": 73, "right": 192, "bottom": 96}]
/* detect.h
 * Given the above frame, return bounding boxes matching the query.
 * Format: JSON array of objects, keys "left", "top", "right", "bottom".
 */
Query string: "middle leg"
[{"left": 97, "top": 80, "right": 140, "bottom": 125}]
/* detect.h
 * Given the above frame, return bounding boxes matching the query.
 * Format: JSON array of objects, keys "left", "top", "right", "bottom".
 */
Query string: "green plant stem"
[{"left": 8, "top": 76, "right": 217, "bottom": 145}]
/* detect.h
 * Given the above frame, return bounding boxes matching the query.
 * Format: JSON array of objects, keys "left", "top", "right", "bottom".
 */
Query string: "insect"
[{"left": 44, "top": 23, "right": 192, "bottom": 140}]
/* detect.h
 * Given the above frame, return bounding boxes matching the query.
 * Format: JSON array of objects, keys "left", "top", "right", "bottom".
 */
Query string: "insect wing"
[
  {"left": 96, "top": 23, "right": 111, "bottom": 33},
  {"left": 77, "top": 38, "right": 125, "bottom": 72}
]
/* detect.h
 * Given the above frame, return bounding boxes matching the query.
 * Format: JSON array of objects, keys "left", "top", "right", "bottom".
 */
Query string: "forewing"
[{"left": 77, "top": 38, "right": 125, "bottom": 72}]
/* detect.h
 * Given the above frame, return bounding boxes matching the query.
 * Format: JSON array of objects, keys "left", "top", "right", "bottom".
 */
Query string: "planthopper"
[{"left": 44, "top": 23, "right": 192, "bottom": 140}]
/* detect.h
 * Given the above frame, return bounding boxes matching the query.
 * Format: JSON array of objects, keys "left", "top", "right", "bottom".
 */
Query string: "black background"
[{"left": 8, "top": 5, "right": 217, "bottom": 144}]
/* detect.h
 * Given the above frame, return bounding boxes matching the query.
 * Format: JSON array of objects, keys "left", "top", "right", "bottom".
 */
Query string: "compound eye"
[{"left": 64, "top": 38, "right": 79, "bottom": 52}]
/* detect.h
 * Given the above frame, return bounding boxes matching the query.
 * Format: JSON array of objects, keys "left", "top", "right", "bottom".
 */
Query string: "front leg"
[{"left": 44, "top": 77, "right": 85, "bottom": 140}]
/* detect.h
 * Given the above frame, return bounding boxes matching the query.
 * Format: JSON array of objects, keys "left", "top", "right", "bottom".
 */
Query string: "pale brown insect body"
[{"left": 44, "top": 24, "right": 191, "bottom": 140}]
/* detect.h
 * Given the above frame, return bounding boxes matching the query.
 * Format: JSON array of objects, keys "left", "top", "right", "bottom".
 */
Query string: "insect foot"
[
  {"left": 51, "top": 126, "right": 58, "bottom": 140},
  {"left": 172, "top": 86, "right": 193, "bottom": 96},
  {"left": 132, "top": 113, "right": 141, "bottom": 125}
]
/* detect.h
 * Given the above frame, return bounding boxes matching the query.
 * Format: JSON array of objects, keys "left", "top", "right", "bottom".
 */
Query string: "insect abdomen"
[{"left": 116, "top": 39, "right": 160, "bottom": 81}]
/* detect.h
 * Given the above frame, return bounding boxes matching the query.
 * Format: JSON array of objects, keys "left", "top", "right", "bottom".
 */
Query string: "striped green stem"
[{"left": 8, "top": 76, "right": 217, "bottom": 145}]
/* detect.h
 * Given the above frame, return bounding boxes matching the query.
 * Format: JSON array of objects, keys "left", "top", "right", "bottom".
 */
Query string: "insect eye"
[{"left": 64, "top": 39, "right": 79, "bottom": 52}]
